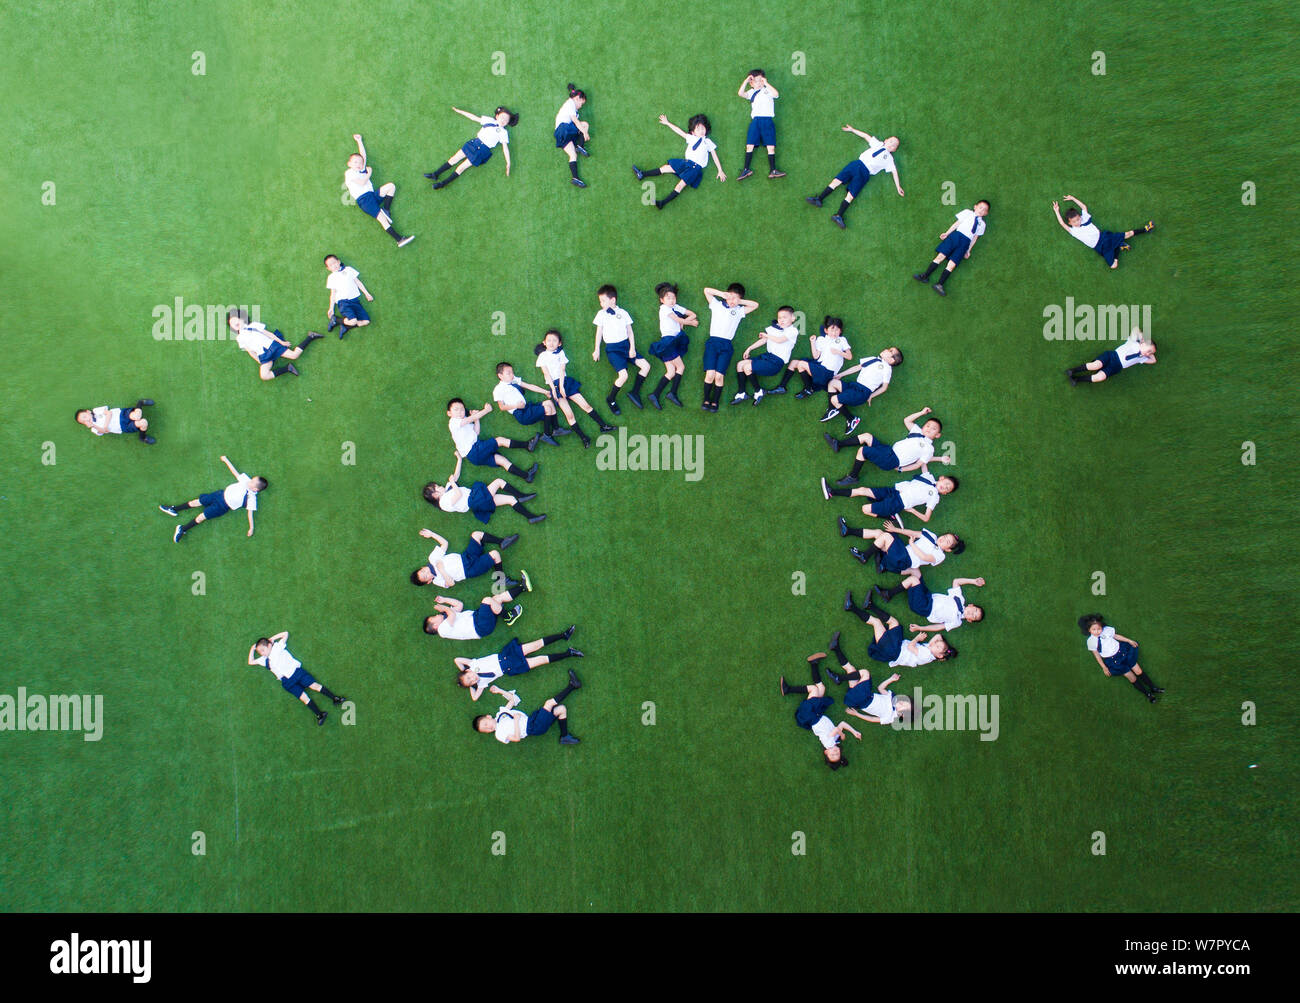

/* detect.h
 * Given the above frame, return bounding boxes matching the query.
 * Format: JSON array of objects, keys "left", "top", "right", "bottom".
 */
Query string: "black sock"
[
  {"left": 736, "top": 373, "right": 749, "bottom": 393},
  {"left": 800, "top": 371, "right": 814, "bottom": 390},
  {"left": 643, "top": 167, "right": 662, "bottom": 177},
  {"left": 880, "top": 583, "right": 905, "bottom": 601},
  {"left": 866, "top": 601, "right": 891, "bottom": 620},
  {"left": 305, "top": 697, "right": 322, "bottom": 715},
  {"left": 513, "top": 501, "right": 538, "bottom": 519},
  {"left": 818, "top": 185, "right": 834, "bottom": 200},
  {"left": 497, "top": 482, "right": 522, "bottom": 498},
  {"left": 921, "top": 262, "right": 939, "bottom": 279},
  {"left": 439, "top": 170, "right": 460, "bottom": 187},
  {"left": 387, "top": 226, "right": 405, "bottom": 241},
  {"left": 480, "top": 532, "right": 504, "bottom": 545},
  {"left": 850, "top": 458, "right": 865, "bottom": 478},
  {"left": 504, "top": 583, "right": 525, "bottom": 601},
  {"left": 606, "top": 387, "right": 619, "bottom": 405},
  {"left": 670, "top": 374, "right": 682, "bottom": 395},
  {"left": 433, "top": 161, "right": 452, "bottom": 176},
  {"left": 181, "top": 518, "right": 198, "bottom": 531},
  {"left": 548, "top": 649, "right": 575, "bottom": 663},
  {"left": 767, "top": 151, "right": 776, "bottom": 171},
  {"left": 296, "top": 335, "right": 317, "bottom": 351},
  {"left": 829, "top": 487, "right": 853, "bottom": 498},
  {"left": 658, "top": 188, "right": 680, "bottom": 206},
  {"left": 317, "top": 685, "right": 338, "bottom": 701},
  {"left": 568, "top": 161, "right": 579, "bottom": 179},
  {"left": 270, "top": 364, "right": 292, "bottom": 377},
  {"left": 938, "top": 267, "right": 955, "bottom": 285},
  {"left": 553, "top": 683, "right": 576, "bottom": 704},
  {"left": 504, "top": 462, "right": 526, "bottom": 478},
  {"left": 557, "top": 717, "right": 570, "bottom": 737},
  {"left": 653, "top": 376, "right": 669, "bottom": 396},
  {"left": 840, "top": 406, "right": 856, "bottom": 423},
  {"left": 847, "top": 605, "right": 873, "bottom": 623},
  {"left": 808, "top": 659, "right": 823, "bottom": 685},
  {"left": 381, "top": 193, "right": 393, "bottom": 212},
  {"left": 632, "top": 372, "right": 646, "bottom": 394},
  {"left": 743, "top": 150, "right": 754, "bottom": 169},
  {"left": 831, "top": 641, "right": 849, "bottom": 665},
  {"left": 506, "top": 438, "right": 529, "bottom": 449},
  {"left": 839, "top": 196, "right": 853, "bottom": 216},
  {"left": 138, "top": 431, "right": 150, "bottom": 441}
]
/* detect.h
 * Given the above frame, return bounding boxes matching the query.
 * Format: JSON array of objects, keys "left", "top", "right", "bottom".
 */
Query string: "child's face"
[
  {"left": 824, "top": 746, "right": 842, "bottom": 763},
  {"left": 922, "top": 419, "right": 942, "bottom": 439},
  {"left": 884, "top": 347, "right": 902, "bottom": 365},
  {"left": 824, "top": 323, "right": 842, "bottom": 338},
  {"left": 1066, "top": 215, "right": 1081, "bottom": 227},
  {"left": 228, "top": 315, "right": 244, "bottom": 332},
  {"left": 544, "top": 333, "right": 561, "bottom": 351},
  {"left": 1088, "top": 622, "right": 1103, "bottom": 637},
  {"left": 255, "top": 642, "right": 271, "bottom": 657},
  {"left": 425, "top": 615, "right": 444, "bottom": 634},
  {"left": 724, "top": 292, "right": 740, "bottom": 307},
  {"left": 598, "top": 293, "right": 616, "bottom": 309},
  {"left": 447, "top": 401, "right": 466, "bottom": 419},
  {"left": 884, "top": 137, "right": 900, "bottom": 152},
  {"left": 416, "top": 567, "right": 433, "bottom": 584},
  {"left": 347, "top": 154, "right": 363, "bottom": 169},
  {"left": 497, "top": 366, "right": 515, "bottom": 383},
  {"left": 776, "top": 309, "right": 795, "bottom": 328},
  {"left": 937, "top": 477, "right": 955, "bottom": 495},
  {"left": 929, "top": 637, "right": 949, "bottom": 659},
  {"left": 476, "top": 717, "right": 496, "bottom": 733},
  {"left": 574, "top": 94, "right": 586, "bottom": 108},
  {"left": 752, "top": 73, "right": 766, "bottom": 87},
  {"left": 939, "top": 534, "right": 958, "bottom": 552},
  {"left": 495, "top": 111, "right": 511, "bottom": 126},
  {"left": 974, "top": 202, "right": 989, "bottom": 217},
  {"left": 460, "top": 671, "right": 479, "bottom": 687},
  {"left": 1141, "top": 344, "right": 1156, "bottom": 357},
  {"left": 75, "top": 411, "right": 92, "bottom": 428},
  {"left": 325, "top": 256, "right": 341, "bottom": 272},
  {"left": 965, "top": 605, "right": 983, "bottom": 623},
  {"left": 691, "top": 122, "right": 708, "bottom": 136},
  {"left": 660, "top": 290, "right": 677, "bottom": 307}
]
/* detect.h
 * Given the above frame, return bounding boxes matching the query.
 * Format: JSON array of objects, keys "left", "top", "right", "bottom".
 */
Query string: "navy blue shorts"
[
  {"left": 936, "top": 232, "right": 972, "bottom": 261},
  {"left": 467, "top": 481, "right": 497, "bottom": 524},
  {"left": 466, "top": 438, "right": 499, "bottom": 466},
  {"left": 881, "top": 537, "right": 912, "bottom": 573},
  {"left": 1095, "top": 230, "right": 1125, "bottom": 265},
  {"left": 461, "top": 537, "right": 495, "bottom": 579},
  {"left": 280, "top": 665, "right": 318, "bottom": 699},
  {"left": 666, "top": 158, "right": 704, "bottom": 189},
  {"left": 1103, "top": 643, "right": 1140, "bottom": 674},
  {"left": 462, "top": 137, "right": 492, "bottom": 166},
  {"left": 805, "top": 360, "right": 836, "bottom": 388},
  {"left": 860, "top": 438, "right": 903, "bottom": 471},
  {"left": 906, "top": 577, "right": 935, "bottom": 617},
  {"left": 842, "top": 677, "right": 875, "bottom": 710},
  {"left": 355, "top": 190, "right": 382, "bottom": 218},
  {"left": 335, "top": 297, "right": 369, "bottom": 322},
  {"left": 550, "top": 375, "right": 581, "bottom": 397},
  {"left": 650, "top": 331, "right": 690, "bottom": 362},
  {"left": 604, "top": 340, "right": 639, "bottom": 374},
  {"left": 498, "top": 637, "right": 531, "bottom": 675},
  {"left": 835, "top": 160, "right": 872, "bottom": 198},
  {"left": 836, "top": 381, "right": 871, "bottom": 406},
  {"left": 867, "top": 624, "right": 906, "bottom": 664},
  {"left": 117, "top": 408, "right": 142, "bottom": 433},
  {"left": 864, "top": 487, "right": 905, "bottom": 518},
  {"left": 746, "top": 116, "right": 776, "bottom": 147},
  {"left": 526, "top": 706, "right": 557, "bottom": 736},
  {"left": 471, "top": 601, "right": 499, "bottom": 638},
  {"left": 702, "top": 337, "right": 735, "bottom": 374},
  {"left": 795, "top": 695, "right": 834, "bottom": 730},
  {"left": 512, "top": 402, "right": 548, "bottom": 426},
  {"left": 1096, "top": 350, "right": 1123, "bottom": 377},
  {"left": 257, "top": 338, "right": 289, "bottom": 365},
  {"left": 198, "top": 491, "right": 231, "bottom": 520},
  {"left": 749, "top": 352, "right": 783, "bottom": 377},
  {"left": 554, "top": 121, "right": 582, "bottom": 148}
]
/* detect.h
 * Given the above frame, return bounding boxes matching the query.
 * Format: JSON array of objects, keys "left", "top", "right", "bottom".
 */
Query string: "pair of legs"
[
  {"left": 476, "top": 436, "right": 539, "bottom": 481},
  {"left": 633, "top": 163, "right": 690, "bottom": 209},
  {"left": 1100, "top": 221, "right": 1156, "bottom": 269},
  {"left": 823, "top": 481, "right": 899, "bottom": 517},
  {"left": 427, "top": 149, "right": 476, "bottom": 186},
  {"left": 606, "top": 358, "right": 651, "bottom": 413},
  {"left": 485, "top": 478, "right": 545, "bottom": 522},
  {"left": 785, "top": 360, "right": 829, "bottom": 399},
  {"left": 648, "top": 354, "right": 687, "bottom": 409},
  {"left": 913, "top": 252, "right": 962, "bottom": 294},
  {"left": 283, "top": 668, "right": 347, "bottom": 725},
  {"left": 552, "top": 391, "right": 614, "bottom": 441},
  {"left": 807, "top": 168, "right": 867, "bottom": 227},
  {"left": 824, "top": 430, "right": 893, "bottom": 483},
  {"left": 122, "top": 401, "right": 155, "bottom": 444},
  {"left": 258, "top": 332, "right": 323, "bottom": 381},
  {"left": 359, "top": 184, "right": 412, "bottom": 244},
  {"left": 1111, "top": 661, "right": 1163, "bottom": 701},
  {"left": 733, "top": 356, "right": 783, "bottom": 403},
  {"left": 739, "top": 145, "right": 781, "bottom": 179}
]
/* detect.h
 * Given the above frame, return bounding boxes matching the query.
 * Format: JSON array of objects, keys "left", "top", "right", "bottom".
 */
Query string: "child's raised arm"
[
  {"left": 447, "top": 453, "right": 463, "bottom": 486},
  {"left": 452, "top": 107, "right": 482, "bottom": 123},
  {"left": 711, "top": 148, "right": 726, "bottom": 182},
  {"left": 842, "top": 124, "right": 874, "bottom": 143},
  {"left": 658, "top": 115, "right": 689, "bottom": 140},
  {"left": 419, "top": 528, "right": 448, "bottom": 548},
  {"left": 352, "top": 133, "right": 367, "bottom": 165},
  {"left": 903, "top": 406, "right": 932, "bottom": 428},
  {"left": 1064, "top": 194, "right": 1088, "bottom": 215}
]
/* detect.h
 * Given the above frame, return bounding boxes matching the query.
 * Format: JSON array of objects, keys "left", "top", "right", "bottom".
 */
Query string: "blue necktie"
[
  {"left": 692, "top": 138, "right": 703, "bottom": 151},
  {"left": 871, "top": 148, "right": 885, "bottom": 159},
  {"left": 954, "top": 596, "right": 964, "bottom": 615},
  {"left": 908, "top": 431, "right": 924, "bottom": 439},
  {"left": 971, "top": 218, "right": 979, "bottom": 236},
  {"left": 606, "top": 308, "right": 616, "bottom": 316}
]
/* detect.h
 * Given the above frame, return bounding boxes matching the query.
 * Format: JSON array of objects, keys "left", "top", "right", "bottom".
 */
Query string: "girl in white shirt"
[
  {"left": 425, "top": 105, "right": 518, "bottom": 190},
  {"left": 534, "top": 329, "right": 616, "bottom": 446},
  {"left": 1079, "top": 614, "right": 1163, "bottom": 702},
  {"left": 554, "top": 83, "right": 591, "bottom": 187}
]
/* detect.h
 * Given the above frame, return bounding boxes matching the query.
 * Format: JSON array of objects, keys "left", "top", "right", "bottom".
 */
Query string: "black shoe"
[
  {"left": 516, "top": 492, "right": 538, "bottom": 504},
  {"left": 567, "top": 647, "right": 584, "bottom": 657},
  {"left": 1151, "top": 685, "right": 1166, "bottom": 694},
  {"left": 528, "top": 514, "right": 547, "bottom": 524},
  {"left": 553, "top": 427, "right": 573, "bottom": 436},
  {"left": 524, "top": 463, "right": 539, "bottom": 483},
  {"left": 648, "top": 393, "right": 662, "bottom": 411},
  {"left": 824, "top": 667, "right": 845, "bottom": 685},
  {"left": 159, "top": 504, "right": 178, "bottom": 516},
  {"left": 850, "top": 547, "right": 870, "bottom": 565},
  {"left": 539, "top": 434, "right": 560, "bottom": 448},
  {"left": 423, "top": 172, "right": 438, "bottom": 179},
  {"left": 768, "top": 386, "right": 788, "bottom": 396},
  {"left": 627, "top": 392, "right": 643, "bottom": 410},
  {"left": 779, "top": 676, "right": 793, "bottom": 696},
  {"left": 869, "top": 585, "right": 887, "bottom": 606},
  {"left": 575, "top": 144, "right": 589, "bottom": 157},
  {"left": 806, "top": 196, "right": 823, "bottom": 207},
  {"left": 315, "top": 711, "right": 328, "bottom": 726},
  {"left": 829, "top": 630, "right": 841, "bottom": 652},
  {"left": 579, "top": 433, "right": 591, "bottom": 449},
  {"left": 331, "top": 693, "right": 347, "bottom": 706},
  {"left": 912, "top": 273, "right": 929, "bottom": 283},
  {"left": 825, "top": 432, "right": 840, "bottom": 452},
  {"left": 526, "top": 434, "right": 540, "bottom": 452},
  {"left": 819, "top": 407, "right": 840, "bottom": 422},
  {"left": 632, "top": 165, "right": 645, "bottom": 181},
  {"left": 305, "top": 331, "right": 324, "bottom": 341},
  {"left": 571, "top": 177, "right": 587, "bottom": 188},
  {"left": 500, "top": 533, "right": 520, "bottom": 549},
  {"left": 137, "top": 398, "right": 156, "bottom": 407},
  {"left": 737, "top": 167, "right": 755, "bottom": 181},
  {"left": 337, "top": 325, "right": 348, "bottom": 339},
  {"left": 794, "top": 388, "right": 814, "bottom": 400},
  {"left": 838, "top": 516, "right": 849, "bottom": 537},
  {"left": 708, "top": 402, "right": 718, "bottom": 412},
  {"left": 140, "top": 435, "right": 156, "bottom": 445},
  {"left": 768, "top": 170, "right": 787, "bottom": 179},
  {"left": 559, "top": 734, "right": 581, "bottom": 745},
  {"left": 567, "top": 668, "right": 582, "bottom": 690},
  {"left": 835, "top": 475, "right": 857, "bottom": 487},
  {"left": 608, "top": 400, "right": 621, "bottom": 416},
  {"left": 933, "top": 283, "right": 946, "bottom": 297},
  {"left": 820, "top": 477, "right": 830, "bottom": 500},
  {"left": 843, "top": 590, "right": 855, "bottom": 610},
  {"left": 665, "top": 391, "right": 682, "bottom": 407},
  {"left": 285, "top": 363, "right": 300, "bottom": 376},
  {"left": 502, "top": 577, "right": 522, "bottom": 590},
  {"left": 598, "top": 423, "right": 616, "bottom": 433},
  {"left": 1147, "top": 692, "right": 1159, "bottom": 703},
  {"left": 831, "top": 214, "right": 846, "bottom": 229},
  {"left": 432, "top": 180, "right": 449, "bottom": 190}
]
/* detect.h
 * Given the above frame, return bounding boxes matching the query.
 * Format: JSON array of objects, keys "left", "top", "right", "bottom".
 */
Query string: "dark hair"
[
  {"left": 494, "top": 106, "right": 519, "bottom": 127},
  {"left": 926, "top": 417, "right": 943, "bottom": 434},
  {"left": 687, "top": 114, "right": 711, "bottom": 134},
  {"left": 942, "top": 640, "right": 959, "bottom": 659},
  {"left": 74, "top": 409, "right": 90, "bottom": 421},
  {"left": 495, "top": 362, "right": 513, "bottom": 376},
  {"left": 944, "top": 475, "right": 960, "bottom": 492},
  {"left": 726, "top": 283, "right": 745, "bottom": 297},
  {"left": 775, "top": 305, "right": 795, "bottom": 318},
  {"left": 227, "top": 307, "right": 248, "bottom": 324},
  {"left": 533, "top": 342, "right": 546, "bottom": 356},
  {"left": 251, "top": 477, "right": 268, "bottom": 491},
  {"left": 826, "top": 755, "right": 847, "bottom": 771},
  {"left": 424, "top": 616, "right": 440, "bottom": 634},
  {"left": 749, "top": 68, "right": 765, "bottom": 78},
  {"left": 975, "top": 199, "right": 990, "bottom": 211},
  {"left": 422, "top": 482, "right": 441, "bottom": 503},
  {"left": 323, "top": 253, "right": 339, "bottom": 264},
  {"left": 597, "top": 284, "right": 617, "bottom": 299},
  {"left": 567, "top": 82, "right": 586, "bottom": 101},
  {"left": 1064, "top": 207, "right": 1081, "bottom": 221},
  {"left": 447, "top": 397, "right": 465, "bottom": 412},
  {"left": 888, "top": 347, "right": 904, "bottom": 366},
  {"left": 410, "top": 570, "right": 427, "bottom": 586},
  {"left": 255, "top": 637, "right": 271, "bottom": 648},
  {"left": 822, "top": 316, "right": 844, "bottom": 332},
  {"left": 968, "top": 605, "right": 984, "bottom": 622},
  {"left": 457, "top": 670, "right": 473, "bottom": 688},
  {"left": 948, "top": 537, "right": 965, "bottom": 555},
  {"left": 472, "top": 714, "right": 490, "bottom": 732},
  {"left": 655, "top": 282, "right": 678, "bottom": 300},
  {"left": 1078, "top": 613, "right": 1106, "bottom": 634}
]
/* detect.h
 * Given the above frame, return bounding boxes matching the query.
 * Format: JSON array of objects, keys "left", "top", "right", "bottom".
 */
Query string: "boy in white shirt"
[
  {"left": 1052, "top": 194, "right": 1155, "bottom": 270},
  {"left": 912, "top": 200, "right": 990, "bottom": 297},
  {"left": 426, "top": 106, "right": 517, "bottom": 189},
  {"left": 74, "top": 398, "right": 156, "bottom": 445},
  {"left": 424, "top": 581, "right": 530, "bottom": 640},
  {"left": 872, "top": 574, "right": 986, "bottom": 633},
  {"left": 785, "top": 317, "right": 852, "bottom": 398},
  {"left": 1066, "top": 328, "right": 1158, "bottom": 384},
  {"left": 806, "top": 124, "right": 904, "bottom": 229},
  {"left": 323, "top": 254, "right": 374, "bottom": 337},
  {"left": 493, "top": 363, "right": 565, "bottom": 446},
  {"left": 849, "top": 523, "right": 964, "bottom": 574},
  {"left": 247, "top": 630, "right": 347, "bottom": 726},
  {"left": 735, "top": 69, "right": 785, "bottom": 181},
  {"left": 473, "top": 670, "right": 583, "bottom": 745},
  {"left": 446, "top": 397, "right": 538, "bottom": 480},
  {"left": 699, "top": 283, "right": 760, "bottom": 411},
  {"left": 593, "top": 284, "right": 651, "bottom": 414},
  {"left": 820, "top": 632, "right": 912, "bottom": 726},
  {"left": 824, "top": 464, "right": 957, "bottom": 524},
  {"left": 822, "top": 347, "right": 904, "bottom": 433},
  {"left": 826, "top": 407, "right": 949, "bottom": 482},
  {"left": 633, "top": 113, "right": 726, "bottom": 210},
  {"left": 732, "top": 305, "right": 800, "bottom": 406},
  {"left": 227, "top": 310, "right": 323, "bottom": 382},
  {"left": 410, "top": 526, "right": 520, "bottom": 589},
  {"left": 343, "top": 133, "right": 414, "bottom": 246},
  {"left": 422, "top": 453, "right": 546, "bottom": 525},
  {"left": 160, "top": 454, "right": 265, "bottom": 543}
]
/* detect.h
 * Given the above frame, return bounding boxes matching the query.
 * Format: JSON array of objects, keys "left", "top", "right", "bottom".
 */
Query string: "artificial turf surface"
[{"left": 1, "top": 0, "right": 1296, "bottom": 912}]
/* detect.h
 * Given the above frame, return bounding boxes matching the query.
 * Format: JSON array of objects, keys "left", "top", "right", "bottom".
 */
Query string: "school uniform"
[
  {"left": 868, "top": 472, "right": 942, "bottom": 518},
  {"left": 906, "top": 576, "right": 967, "bottom": 630},
  {"left": 437, "top": 600, "right": 500, "bottom": 640},
  {"left": 327, "top": 265, "right": 369, "bottom": 322},
  {"left": 868, "top": 624, "right": 937, "bottom": 669},
  {"left": 235, "top": 322, "right": 288, "bottom": 365},
  {"left": 749, "top": 323, "right": 799, "bottom": 376},
  {"left": 835, "top": 355, "right": 892, "bottom": 406},
  {"left": 493, "top": 379, "right": 548, "bottom": 426},
  {"left": 860, "top": 422, "right": 935, "bottom": 472},
  {"left": 449, "top": 416, "right": 499, "bottom": 467},
  {"left": 439, "top": 481, "right": 498, "bottom": 524},
  {"left": 426, "top": 537, "right": 494, "bottom": 588},
  {"left": 801, "top": 333, "right": 851, "bottom": 388},
  {"left": 198, "top": 474, "right": 259, "bottom": 521},
  {"left": 535, "top": 347, "right": 580, "bottom": 398},
  {"left": 493, "top": 702, "right": 558, "bottom": 743},
  {"left": 667, "top": 135, "right": 717, "bottom": 189},
  {"left": 1087, "top": 625, "right": 1140, "bottom": 675},
  {"left": 745, "top": 85, "right": 777, "bottom": 147},
  {"left": 650, "top": 303, "right": 692, "bottom": 361},
  {"left": 253, "top": 639, "right": 318, "bottom": 699},
  {"left": 881, "top": 528, "right": 945, "bottom": 573},
  {"left": 1094, "top": 331, "right": 1155, "bottom": 377},
  {"left": 844, "top": 680, "right": 898, "bottom": 723},
  {"left": 462, "top": 117, "right": 509, "bottom": 167},
  {"left": 702, "top": 298, "right": 748, "bottom": 373},
  {"left": 88, "top": 406, "right": 139, "bottom": 435},
  {"left": 794, "top": 695, "right": 839, "bottom": 750},
  {"left": 593, "top": 306, "right": 639, "bottom": 372},
  {"left": 835, "top": 145, "right": 895, "bottom": 198},
  {"left": 1066, "top": 212, "right": 1126, "bottom": 266},
  {"left": 936, "top": 208, "right": 986, "bottom": 262},
  {"left": 554, "top": 98, "right": 583, "bottom": 148},
  {"left": 345, "top": 165, "right": 382, "bottom": 218}
]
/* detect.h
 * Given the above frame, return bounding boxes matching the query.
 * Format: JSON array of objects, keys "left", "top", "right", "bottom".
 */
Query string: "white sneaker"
[
  {"left": 730, "top": 392, "right": 748, "bottom": 405},
  {"left": 820, "top": 477, "right": 830, "bottom": 500},
  {"left": 752, "top": 389, "right": 765, "bottom": 406}
]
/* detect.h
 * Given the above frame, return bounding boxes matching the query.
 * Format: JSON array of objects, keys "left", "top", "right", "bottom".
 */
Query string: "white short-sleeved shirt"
[
  {"left": 1115, "top": 332, "right": 1155, "bottom": 369},
  {"left": 1086, "top": 626, "right": 1121, "bottom": 659},
  {"left": 659, "top": 303, "right": 690, "bottom": 338},
  {"left": 896, "top": 474, "right": 941, "bottom": 515},
  {"left": 892, "top": 423, "right": 935, "bottom": 468},
  {"left": 464, "top": 654, "right": 504, "bottom": 699},
  {"left": 223, "top": 474, "right": 258, "bottom": 512},
  {"left": 858, "top": 146, "right": 896, "bottom": 175},
  {"left": 1068, "top": 214, "right": 1102, "bottom": 249},
  {"left": 555, "top": 98, "right": 580, "bottom": 129},
  {"left": 438, "top": 608, "right": 482, "bottom": 640},
  {"left": 926, "top": 586, "right": 967, "bottom": 631},
  {"left": 761, "top": 324, "right": 799, "bottom": 364},
  {"left": 854, "top": 356, "right": 892, "bottom": 391},
  {"left": 536, "top": 348, "right": 569, "bottom": 382},
  {"left": 747, "top": 85, "right": 776, "bottom": 118},
  {"left": 494, "top": 707, "right": 528, "bottom": 743},
  {"left": 890, "top": 639, "right": 937, "bottom": 670},
  {"left": 814, "top": 335, "right": 850, "bottom": 374},
  {"left": 863, "top": 690, "right": 897, "bottom": 724},
  {"left": 253, "top": 639, "right": 301, "bottom": 681},
  {"left": 593, "top": 306, "right": 634, "bottom": 345},
  {"left": 426, "top": 543, "right": 466, "bottom": 588},
  {"left": 810, "top": 715, "right": 839, "bottom": 750},
  {"left": 326, "top": 265, "right": 363, "bottom": 301},
  {"left": 476, "top": 117, "right": 509, "bottom": 149},
  {"left": 344, "top": 166, "right": 374, "bottom": 199},
  {"left": 952, "top": 209, "right": 987, "bottom": 242},
  {"left": 448, "top": 416, "right": 480, "bottom": 456},
  {"left": 707, "top": 299, "right": 748, "bottom": 341},
  {"left": 90, "top": 406, "right": 125, "bottom": 435},
  {"left": 438, "top": 486, "right": 470, "bottom": 514},
  {"left": 235, "top": 322, "right": 276, "bottom": 357},
  {"left": 907, "top": 529, "right": 945, "bottom": 569},
  {"left": 683, "top": 135, "right": 717, "bottom": 167},
  {"left": 492, "top": 379, "right": 528, "bottom": 410}
]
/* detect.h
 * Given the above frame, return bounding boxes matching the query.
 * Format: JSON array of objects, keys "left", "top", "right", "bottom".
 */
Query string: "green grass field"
[{"left": 2, "top": 0, "right": 1296, "bottom": 912}]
